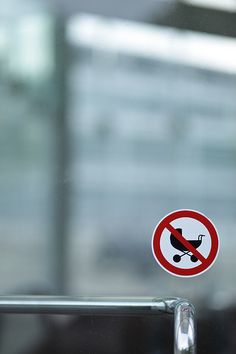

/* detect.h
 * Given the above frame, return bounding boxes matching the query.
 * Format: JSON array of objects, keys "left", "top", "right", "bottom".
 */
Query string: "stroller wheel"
[
  {"left": 173, "top": 255, "right": 181, "bottom": 263},
  {"left": 191, "top": 255, "right": 198, "bottom": 262}
]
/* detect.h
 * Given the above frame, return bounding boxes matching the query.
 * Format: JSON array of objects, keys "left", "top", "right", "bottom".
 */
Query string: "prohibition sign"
[{"left": 152, "top": 209, "right": 219, "bottom": 277}]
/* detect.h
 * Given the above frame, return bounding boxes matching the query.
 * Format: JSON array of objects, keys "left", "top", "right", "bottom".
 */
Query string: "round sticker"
[{"left": 152, "top": 209, "right": 219, "bottom": 277}]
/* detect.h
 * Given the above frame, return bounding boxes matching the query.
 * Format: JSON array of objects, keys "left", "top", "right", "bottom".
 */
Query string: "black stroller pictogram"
[{"left": 170, "top": 228, "right": 205, "bottom": 263}]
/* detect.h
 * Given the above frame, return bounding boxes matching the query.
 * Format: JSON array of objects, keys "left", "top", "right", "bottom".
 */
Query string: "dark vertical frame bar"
[{"left": 53, "top": 15, "right": 69, "bottom": 294}]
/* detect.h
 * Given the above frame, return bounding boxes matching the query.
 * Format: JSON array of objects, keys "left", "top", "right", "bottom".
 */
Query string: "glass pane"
[
  {"left": 67, "top": 15, "right": 236, "bottom": 302},
  {"left": 0, "top": 313, "right": 173, "bottom": 354}
]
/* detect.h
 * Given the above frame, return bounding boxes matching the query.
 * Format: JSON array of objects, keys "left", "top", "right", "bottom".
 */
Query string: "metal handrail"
[
  {"left": 0, "top": 296, "right": 196, "bottom": 354},
  {"left": 174, "top": 300, "right": 196, "bottom": 354}
]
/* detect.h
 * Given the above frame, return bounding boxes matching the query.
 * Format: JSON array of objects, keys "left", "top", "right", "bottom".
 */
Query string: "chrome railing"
[{"left": 0, "top": 296, "right": 196, "bottom": 354}]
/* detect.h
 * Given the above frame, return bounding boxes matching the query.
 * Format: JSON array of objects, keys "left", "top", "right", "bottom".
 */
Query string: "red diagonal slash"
[{"left": 166, "top": 223, "right": 206, "bottom": 264}]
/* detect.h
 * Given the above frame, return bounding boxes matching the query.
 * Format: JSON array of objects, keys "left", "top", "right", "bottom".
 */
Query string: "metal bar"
[
  {"left": 174, "top": 300, "right": 196, "bottom": 354},
  {"left": 0, "top": 296, "right": 177, "bottom": 315},
  {"left": 0, "top": 296, "right": 196, "bottom": 353}
]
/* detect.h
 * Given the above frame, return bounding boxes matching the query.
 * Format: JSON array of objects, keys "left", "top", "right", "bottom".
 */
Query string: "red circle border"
[{"left": 152, "top": 209, "right": 219, "bottom": 277}]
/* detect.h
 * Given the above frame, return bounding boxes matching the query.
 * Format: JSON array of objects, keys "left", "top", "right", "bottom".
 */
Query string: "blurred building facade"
[{"left": 67, "top": 16, "right": 236, "bottom": 303}]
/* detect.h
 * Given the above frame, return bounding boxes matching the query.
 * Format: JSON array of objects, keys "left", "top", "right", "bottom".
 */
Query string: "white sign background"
[{"left": 160, "top": 217, "right": 212, "bottom": 269}]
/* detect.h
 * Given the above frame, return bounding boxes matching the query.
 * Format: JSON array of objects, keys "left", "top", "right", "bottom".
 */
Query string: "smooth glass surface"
[{"left": 1, "top": 2, "right": 236, "bottom": 353}]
